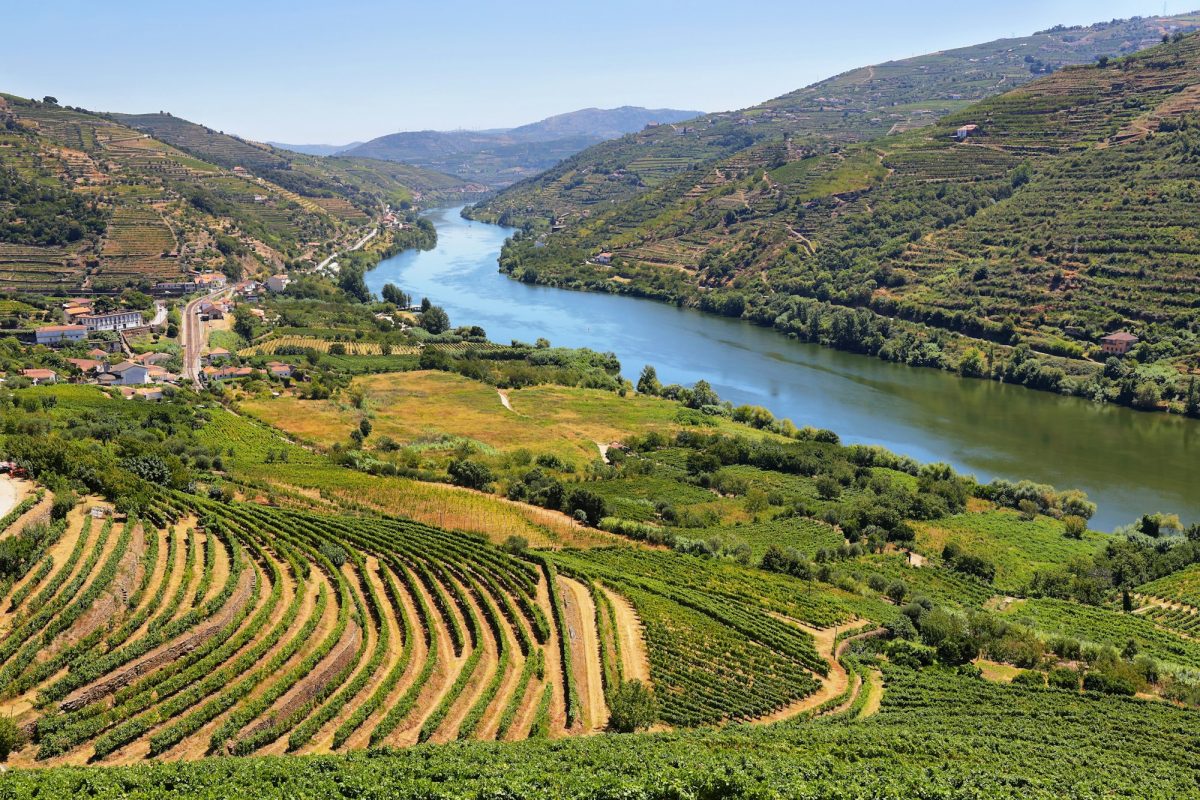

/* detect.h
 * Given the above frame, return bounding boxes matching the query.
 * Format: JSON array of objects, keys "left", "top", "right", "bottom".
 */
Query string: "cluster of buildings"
[
  {"left": 35, "top": 297, "right": 148, "bottom": 345},
  {"left": 19, "top": 349, "right": 179, "bottom": 393},
  {"left": 200, "top": 360, "right": 292, "bottom": 384}
]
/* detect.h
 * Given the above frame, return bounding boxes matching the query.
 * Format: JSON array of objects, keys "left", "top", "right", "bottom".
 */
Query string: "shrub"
[
  {"left": 1083, "top": 671, "right": 1136, "bottom": 696},
  {"left": 448, "top": 459, "right": 495, "bottom": 491},
  {"left": 1012, "top": 670, "right": 1047, "bottom": 688},
  {"left": 1048, "top": 667, "right": 1080, "bottom": 691},
  {"left": 0, "top": 716, "right": 27, "bottom": 759},
  {"left": 607, "top": 680, "right": 658, "bottom": 733}
]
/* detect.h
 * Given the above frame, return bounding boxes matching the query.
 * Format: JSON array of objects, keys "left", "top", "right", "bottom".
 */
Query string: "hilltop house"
[
  {"left": 35, "top": 324, "right": 88, "bottom": 346},
  {"left": 593, "top": 252, "right": 613, "bottom": 266},
  {"left": 955, "top": 124, "right": 980, "bottom": 140},
  {"left": 1100, "top": 331, "right": 1139, "bottom": 356}
]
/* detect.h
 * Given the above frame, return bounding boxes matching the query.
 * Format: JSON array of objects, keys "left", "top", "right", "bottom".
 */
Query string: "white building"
[
  {"left": 35, "top": 324, "right": 88, "bottom": 345},
  {"left": 79, "top": 310, "right": 143, "bottom": 332},
  {"left": 108, "top": 361, "right": 152, "bottom": 386},
  {"left": 266, "top": 273, "right": 291, "bottom": 293}
]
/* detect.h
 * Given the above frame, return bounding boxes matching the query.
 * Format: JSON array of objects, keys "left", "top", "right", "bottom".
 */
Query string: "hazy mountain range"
[{"left": 270, "top": 106, "right": 702, "bottom": 188}]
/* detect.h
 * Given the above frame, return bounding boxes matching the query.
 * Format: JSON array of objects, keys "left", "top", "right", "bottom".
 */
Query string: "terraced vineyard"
[{"left": 0, "top": 478, "right": 845, "bottom": 766}]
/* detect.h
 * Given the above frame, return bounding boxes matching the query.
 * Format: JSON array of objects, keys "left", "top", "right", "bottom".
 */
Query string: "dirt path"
[
  {"left": 599, "top": 585, "right": 650, "bottom": 684},
  {"left": 302, "top": 557, "right": 400, "bottom": 753},
  {"left": 426, "top": 575, "right": 498, "bottom": 744},
  {"left": 383, "top": 565, "right": 463, "bottom": 748},
  {"left": 559, "top": 577, "right": 608, "bottom": 731},
  {"left": 752, "top": 620, "right": 885, "bottom": 725},
  {"left": 0, "top": 476, "right": 31, "bottom": 527},
  {"left": 535, "top": 575, "right": 568, "bottom": 736},
  {"left": 751, "top": 619, "right": 848, "bottom": 724},
  {"left": 497, "top": 390, "right": 517, "bottom": 414},
  {"left": 858, "top": 669, "right": 884, "bottom": 718}
]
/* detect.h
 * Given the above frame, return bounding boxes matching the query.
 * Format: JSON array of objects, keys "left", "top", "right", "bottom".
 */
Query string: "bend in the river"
[{"left": 367, "top": 206, "right": 1199, "bottom": 531}]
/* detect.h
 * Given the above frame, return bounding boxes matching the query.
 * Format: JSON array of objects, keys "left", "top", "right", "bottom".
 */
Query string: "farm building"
[
  {"left": 35, "top": 324, "right": 88, "bottom": 346},
  {"left": 956, "top": 123, "right": 980, "bottom": 140},
  {"left": 203, "top": 348, "right": 231, "bottom": 365},
  {"left": 266, "top": 273, "right": 291, "bottom": 293},
  {"left": 1101, "top": 331, "right": 1139, "bottom": 356},
  {"left": 593, "top": 252, "right": 613, "bottom": 265}
]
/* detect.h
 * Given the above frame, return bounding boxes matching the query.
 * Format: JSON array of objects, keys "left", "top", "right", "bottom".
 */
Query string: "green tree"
[
  {"left": 420, "top": 305, "right": 450, "bottom": 334},
  {"left": 448, "top": 459, "right": 494, "bottom": 491},
  {"left": 636, "top": 365, "right": 662, "bottom": 395},
  {"left": 232, "top": 305, "right": 257, "bottom": 341},
  {"left": 606, "top": 680, "right": 658, "bottom": 733},
  {"left": 1062, "top": 515, "right": 1087, "bottom": 539},
  {"left": 0, "top": 715, "right": 27, "bottom": 759}
]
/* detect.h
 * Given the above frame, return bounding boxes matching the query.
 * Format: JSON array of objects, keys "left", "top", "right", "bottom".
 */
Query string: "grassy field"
[
  {"left": 241, "top": 370, "right": 755, "bottom": 464},
  {"left": 914, "top": 509, "right": 1107, "bottom": 594}
]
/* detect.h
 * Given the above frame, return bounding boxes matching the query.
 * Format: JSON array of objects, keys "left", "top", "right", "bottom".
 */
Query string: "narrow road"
[
  {"left": 316, "top": 227, "right": 378, "bottom": 273},
  {"left": 180, "top": 287, "right": 229, "bottom": 388}
]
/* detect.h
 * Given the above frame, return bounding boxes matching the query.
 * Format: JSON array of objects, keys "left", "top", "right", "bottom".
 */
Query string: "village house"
[
  {"left": 203, "top": 365, "right": 256, "bottom": 383},
  {"left": 79, "top": 310, "right": 143, "bottom": 333},
  {"left": 35, "top": 324, "right": 88, "bottom": 346},
  {"left": 266, "top": 361, "right": 293, "bottom": 379},
  {"left": 233, "top": 280, "right": 262, "bottom": 301},
  {"left": 134, "top": 351, "right": 173, "bottom": 368},
  {"left": 121, "top": 385, "right": 163, "bottom": 401},
  {"left": 67, "top": 358, "right": 105, "bottom": 379},
  {"left": 194, "top": 272, "right": 227, "bottom": 289},
  {"left": 22, "top": 368, "right": 58, "bottom": 385},
  {"left": 593, "top": 252, "right": 613, "bottom": 266},
  {"left": 266, "top": 273, "right": 291, "bottom": 293},
  {"left": 108, "top": 361, "right": 152, "bottom": 386},
  {"left": 1100, "top": 331, "right": 1139, "bottom": 356},
  {"left": 203, "top": 347, "right": 231, "bottom": 365},
  {"left": 197, "top": 300, "right": 226, "bottom": 321}
]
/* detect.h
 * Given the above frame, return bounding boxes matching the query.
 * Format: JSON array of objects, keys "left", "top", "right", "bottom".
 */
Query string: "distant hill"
[
  {"left": 0, "top": 96, "right": 481, "bottom": 293},
  {"left": 338, "top": 107, "right": 703, "bottom": 188},
  {"left": 268, "top": 141, "right": 363, "bottom": 156}
]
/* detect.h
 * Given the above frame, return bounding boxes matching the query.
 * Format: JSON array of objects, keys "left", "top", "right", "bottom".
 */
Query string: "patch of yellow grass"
[
  {"left": 974, "top": 659, "right": 1022, "bottom": 683},
  {"left": 243, "top": 370, "right": 754, "bottom": 463}
]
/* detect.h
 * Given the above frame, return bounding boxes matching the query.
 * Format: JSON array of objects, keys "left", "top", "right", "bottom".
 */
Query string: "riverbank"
[
  {"left": 366, "top": 206, "right": 1199, "bottom": 530},
  {"left": 478, "top": 216, "right": 1199, "bottom": 420}
]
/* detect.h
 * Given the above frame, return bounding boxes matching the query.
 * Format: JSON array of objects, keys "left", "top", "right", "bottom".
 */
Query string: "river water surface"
[{"left": 367, "top": 206, "right": 1198, "bottom": 530}]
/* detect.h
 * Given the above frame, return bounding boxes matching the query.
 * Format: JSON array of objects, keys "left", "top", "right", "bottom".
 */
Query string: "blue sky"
[{"left": 1, "top": 1, "right": 1193, "bottom": 142}]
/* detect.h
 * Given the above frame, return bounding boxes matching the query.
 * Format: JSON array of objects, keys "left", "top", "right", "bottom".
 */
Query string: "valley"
[{"left": 2, "top": 7, "right": 1200, "bottom": 799}]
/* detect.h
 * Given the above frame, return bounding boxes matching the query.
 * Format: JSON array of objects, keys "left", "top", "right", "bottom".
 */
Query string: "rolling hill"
[
  {"left": 337, "top": 107, "right": 703, "bottom": 188},
  {"left": 473, "top": 17, "right": 1200, "bottom": 416},
  {"left": 471, "top": 13, "right": 1200, "bottom": 227},
  {"left": 0, "top": 96, "right": 478, "bottom": 293}
]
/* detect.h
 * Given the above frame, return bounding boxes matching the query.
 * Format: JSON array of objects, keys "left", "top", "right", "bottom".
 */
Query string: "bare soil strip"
[
  {"left": 599, "top": 585, "right": 650, "bottom": 684},
  {"left": 559, "top": 576, "right": 608, "bottom": 731}
]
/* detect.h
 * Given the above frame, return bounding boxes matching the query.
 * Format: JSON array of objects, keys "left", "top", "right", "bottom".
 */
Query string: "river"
[{"left": 367, "top": 206, "right": 1199, "bottom": 530}]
